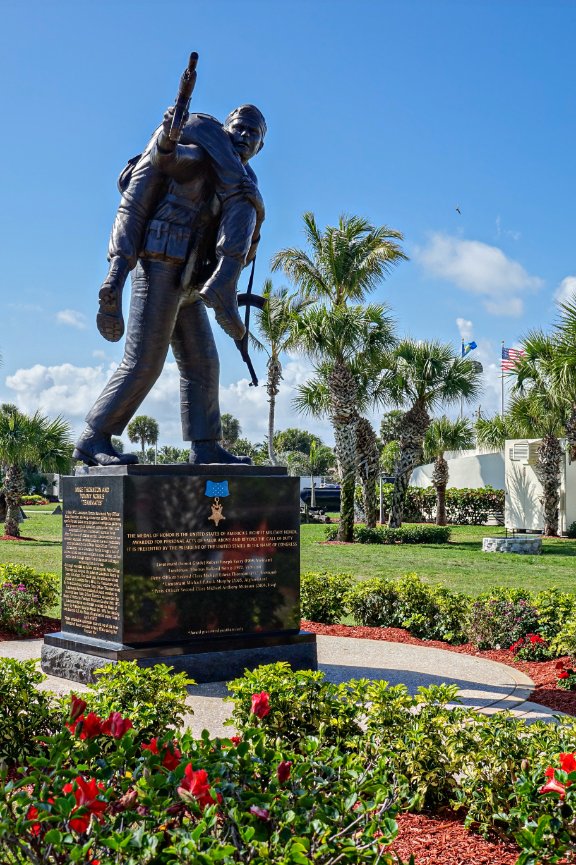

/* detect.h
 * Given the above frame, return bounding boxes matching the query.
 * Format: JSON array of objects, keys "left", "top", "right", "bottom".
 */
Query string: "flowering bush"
[
  {"left": 0, "top": 658, "right": 57, "bottom": 766},
  {"left": 514, "top": 752, "right": 576, "bottom": 863},
  {"left": 509, "top": 633, "right": 552, "bottom": 662},
  {"left": 0, "top": 691, "right": 405, "bottom": 864},
  {"left": 555, "top": 660, "right": 576, "bottom": 691},
  {"left": 466, "top": 593, "right": 540, "bottom": 649},
  {"left": 0, "top": 582, "right": 40, "bottom": 634},
  {"left": 0, "top": 563, "right": 59, "bottom": 616}
]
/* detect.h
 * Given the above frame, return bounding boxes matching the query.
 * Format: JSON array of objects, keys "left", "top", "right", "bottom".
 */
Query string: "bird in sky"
[{"left": 455, "top": 206, "right": 461, "bottom": 214}]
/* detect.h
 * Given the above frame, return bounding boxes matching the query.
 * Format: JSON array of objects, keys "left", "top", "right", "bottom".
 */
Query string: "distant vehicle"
[{"left": 300, "top": 484, "right": 341, "bottom": 511}]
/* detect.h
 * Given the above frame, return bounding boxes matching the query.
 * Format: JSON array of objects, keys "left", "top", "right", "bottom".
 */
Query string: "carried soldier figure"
[{"left": 74, "top": 51, "right": 266, "bottom": 467}]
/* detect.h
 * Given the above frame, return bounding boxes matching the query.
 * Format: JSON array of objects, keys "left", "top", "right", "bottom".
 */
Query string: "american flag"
[{"left": 501, "top": 346, "right": 525, "bottom": 371}]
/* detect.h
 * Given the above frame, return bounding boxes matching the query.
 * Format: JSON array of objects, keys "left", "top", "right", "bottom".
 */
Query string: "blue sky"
[{"left": 1, "top": 0, "right": 575, "bottom": 448}]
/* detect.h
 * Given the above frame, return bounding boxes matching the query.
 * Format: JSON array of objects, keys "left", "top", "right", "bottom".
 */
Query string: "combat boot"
[
  {"left": 73, "top": 426, "right": 139, "bottom": 467},
  {"left": 97, "top": 257, "right": 130, "bottom": 343},
  {"left": 189, "top": 440, "right": 252, "bottom": 465},
  {"left": 198, "top": 257, "right": 246, "bottom": 340}
]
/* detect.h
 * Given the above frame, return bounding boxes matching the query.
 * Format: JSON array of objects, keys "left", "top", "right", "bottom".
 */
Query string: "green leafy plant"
[
  {"left": 533, "top": 588, "right": 575, "bottom": 640},
  {"left": 0, "top": 563, "right": 59, "bottom": 615},
  {"left": 300, "top": 571, "right": 353, "bottom": 623},
  {"left": 566, "top": 520, "right": 576, "bottom": 539},
  {"left": 87, "top": 660, "right": 193, "bottom": 739},
  {"left": 0, "top": 658, "right": 57, "bottom": 766},
  {"left": 555, "top": 660, "right": 576, "bottom": 690},
  {"left": 0, "top": 582, "right": 41, "bottom": 635},
  {"left": 551, "top": 618, "right": 576, "bottom": 662}
]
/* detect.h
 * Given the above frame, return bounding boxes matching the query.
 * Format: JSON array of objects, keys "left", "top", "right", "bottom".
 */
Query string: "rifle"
[{"left": 169, "top": 52, "right": 199, "bottom": 142}]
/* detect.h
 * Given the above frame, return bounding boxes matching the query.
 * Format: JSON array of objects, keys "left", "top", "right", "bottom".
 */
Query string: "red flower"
[
  {"left": 142, "top": 737, "right": 181, "bottom": 770},
  {"left": 277, "top": 760, "right": 292, "bottom": 783},
  {"left": 559, "top": 752, "right": 576, "bottom": 775},
  {"left": 101, "top": 711, "right": 133, "bottom": 739},
  {"left": 26, "top": 805, "right": 41, "bottom": 836},
  {"left": 63, "top": 776, "right": 107, "bottom": 834},
  {"left": 69, "top": 693, "right": 88, "bottom": 722},
  {"left": 250, "top": 805, "right": 270, "bottom": 821},
  {"left": 558, "top": 671, "right": 570, "bottom": 679},
  {"left": 539, "top": 776, "right": 567, "bottom": 798},
  {"left": 250, "top": 692, "right": 270, "bottom": 719},
  {"left": 162, "top": 743, "right": 182, "bottom": 771},
  {"left": 528, "top": 633, "right": 544, "bottom": 644},
  {"left": 68, "top": 711, "right": 104, "bottom": 739},
  {"left": 230, "top": 736, "right": 242, "bottom": 746},
  {"left": 177, "top": 764, "right": 221, "bottom": 810}
]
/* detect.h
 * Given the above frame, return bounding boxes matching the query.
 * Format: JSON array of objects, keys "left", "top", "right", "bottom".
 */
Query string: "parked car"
[{"left": 300, "top": 484, "right": 341, "bottom": 511}]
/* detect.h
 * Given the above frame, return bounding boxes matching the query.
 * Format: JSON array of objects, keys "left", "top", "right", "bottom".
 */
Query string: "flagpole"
[{"left": 501, "top": 340, "right": 505, "bottom": 419}]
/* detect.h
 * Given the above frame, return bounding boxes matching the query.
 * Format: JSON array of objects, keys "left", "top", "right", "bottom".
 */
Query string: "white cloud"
[
  {"left": 456, "top": 318, "right": 473, "bottom": 341},
  {"left": 416, "top": 232, "right": 542, "bottom": 317},
  {"left": 56, "top": 309, "right": 87, "bottom": 329},
  {"left": 3, "top": 356, "right": 336, "bottom": 447},
  {"left": 92, "top": 349, "right": 107, "bottom": 359},
  {"left": 554, "top": 275, "right": 576, "bottom": 307}
]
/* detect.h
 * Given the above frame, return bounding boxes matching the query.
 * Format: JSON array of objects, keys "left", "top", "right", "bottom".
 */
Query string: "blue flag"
[
  {"left": 205, "top": 480, "right": 229, "bottom": 498},
  {"left": 462, "top": 340, "right": 477, "bottom": 357}
]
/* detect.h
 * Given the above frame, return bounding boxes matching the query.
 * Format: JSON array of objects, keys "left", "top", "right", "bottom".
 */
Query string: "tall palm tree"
[
  {"left": 292, "top": 303, "right": 396, "bottom": 541},
  {"left": 383, "top": 340, "right": 482, "bottom": 528},
  {"left": 251, "top": 280, "right": 312, "bottom": 465},
  {"left": 423, "top": 416, "right": 475, "bottom": 526},
  {"left": 271, "top": 212, "right": 407, "bottom": 307},
  {"left": 127, "top": 415, "right": 159, "bottom": 462},
  {"left": 0, "top": 407, "right": 72, "bottom": 537},
  {"left": 547, "top": 300, "right": 576, "bottom": 459}
]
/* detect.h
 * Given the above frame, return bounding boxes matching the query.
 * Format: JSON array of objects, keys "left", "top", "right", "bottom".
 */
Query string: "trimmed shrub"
[
  {"left": 300, "top": 571, "right": 353, "bottom": 623},
  {"left": 87, "top": 660, "right": 193, "bottom": 738},
  {"left": 552, "top": 619, "right": 576, "bottom": 663},
  {"left": 377, "top": 484, "right": 504, "bottom": 525},
  {"left": 325, "top": 524, "right": 451, "bottom": 544}
]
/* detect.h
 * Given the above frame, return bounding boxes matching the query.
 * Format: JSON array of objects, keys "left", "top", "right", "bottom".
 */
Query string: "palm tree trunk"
[
  {"left": 3, "top": 464, "right": 24, "bottom": 538},
  {"left": 266, "top": 358, "right": 282, "bottom": 465},
  {"left": 328, "top": 362, "right": 358, "bottom": 543},
  {"left": 566, "top": 404, "right": 576, "bottom": 463},
  {"left": 535, "top": 434, "right": 562, "bottom": 536},
  {"left": 432, "top": 454, "right": 449, "bottom": 526},
  {"left": 355, "top": 416, "right": 379, "bottom": 528},
  {"left": 388, "top": 402, "right": 430, "bottom": 529}
]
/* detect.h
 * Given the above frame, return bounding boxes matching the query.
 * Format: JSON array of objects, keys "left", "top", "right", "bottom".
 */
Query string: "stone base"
[
  {"left": 482, "top": 536, "right": 542, "bottom": 554},
  {"left": 41, "top": 631, "right": 317, "bottom": 685}
]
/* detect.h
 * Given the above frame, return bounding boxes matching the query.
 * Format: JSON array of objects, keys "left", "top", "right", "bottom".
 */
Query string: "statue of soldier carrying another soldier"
[{"left": 73, "top": 52, "right": 266, "bottom": 467}]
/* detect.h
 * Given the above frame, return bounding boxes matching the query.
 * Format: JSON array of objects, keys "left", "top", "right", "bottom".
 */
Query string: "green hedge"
[
  {"left": 325, "top": 523, "right": 451, "bottom": 544},
  {"left": 377, "top": 484, "right": 504, "bottom": 525}
]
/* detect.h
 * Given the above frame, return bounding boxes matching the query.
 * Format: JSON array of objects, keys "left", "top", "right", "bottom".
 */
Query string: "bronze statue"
[{"left": 73, "top": 52, "right": 266, "bottom": 467}]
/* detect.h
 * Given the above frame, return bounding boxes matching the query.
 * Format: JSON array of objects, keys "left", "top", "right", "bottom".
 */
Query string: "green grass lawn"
[
  {"left": 300, "top": 522, "right": 576, "bottom": 596},
  {"left": 0, "top": 506, "right": 62, "bottom": 577},
  {"left": 2, "top": 511, "right": 575, "bottom": 604}
]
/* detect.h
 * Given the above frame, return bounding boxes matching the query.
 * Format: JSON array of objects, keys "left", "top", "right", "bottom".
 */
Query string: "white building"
[
  {"left": 505, "top": 439, "right": 576, "bottom": 535},
  {"left": 410, "top": 448, "right": 504, "bottom": 491}
]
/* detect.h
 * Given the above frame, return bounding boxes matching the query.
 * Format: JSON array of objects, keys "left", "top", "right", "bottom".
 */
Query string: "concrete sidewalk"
[{"left": 0, "top": 635, "right": 559, "bottom": 738}]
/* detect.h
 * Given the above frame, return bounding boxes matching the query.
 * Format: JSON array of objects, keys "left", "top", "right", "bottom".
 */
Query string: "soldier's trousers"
[{"left": 86, "top": 259, "right": 221, "bottom": 441}]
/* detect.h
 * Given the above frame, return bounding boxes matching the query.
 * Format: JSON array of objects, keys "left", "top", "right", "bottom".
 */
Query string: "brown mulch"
[
  {"left": 389, "top": 811, "right": 521, "bottom": 865},
  {"left": 0, "top": 616, "right": 61, "bottom": 640},
  {"left": 302, "top": 620, "right": 576, "bottom": 716}
]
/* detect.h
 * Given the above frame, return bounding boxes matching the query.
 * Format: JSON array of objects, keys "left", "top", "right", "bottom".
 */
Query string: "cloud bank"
[{"left": 416, "top": 233, "right": 543, "bottom": 316}]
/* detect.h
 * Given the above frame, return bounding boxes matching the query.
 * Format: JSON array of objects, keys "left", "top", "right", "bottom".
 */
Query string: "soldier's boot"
[
  {"left": 73, "top": 426, "right": 139, "bottom": 467},
  {"left": 198, "top": 257, "right": 246, "bottom": 340},
  {"left": 97, "top": 257, "right": 130, "bottom": 343},
  {"left": 189, "top": 440, "right": 252, "bottom": 465}
]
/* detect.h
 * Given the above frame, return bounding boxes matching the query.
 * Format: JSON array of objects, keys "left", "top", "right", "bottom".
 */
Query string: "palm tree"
[
  {"left": 271, "top": 212, "right": 407, "bottom": 306},
  {"left": 292, "top": 304, "right": 395, "bottom": 539},
  {"left": 548, "top": 300, "right": 576, "bottom": 459},
  {"left": 0, "top": 407, "right": 72, "bottom": 537},
  {"left": 383, "top": 340, "right": 482, "bottom": 528},
  {"left": 251, "top": 280, "right": 311, "bottom": 464},
  {"left": 127, "top": 415, "right": 159, "bottom": 462},
  {"left": 423, "top": 416, "right": 475, "bottom": 526}
]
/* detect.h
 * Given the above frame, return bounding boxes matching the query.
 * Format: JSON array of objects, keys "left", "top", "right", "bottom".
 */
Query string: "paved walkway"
[{"left": 0, "top": 635, "right": 558, "bottom": 738}]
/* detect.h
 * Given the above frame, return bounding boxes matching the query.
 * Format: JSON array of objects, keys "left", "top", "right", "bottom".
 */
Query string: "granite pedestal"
[{"left": 42, "top": 464, "right": 317, "bottom": 683}]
